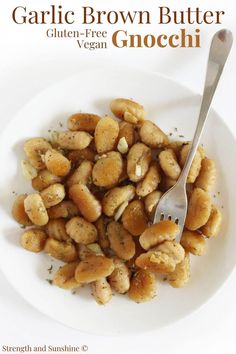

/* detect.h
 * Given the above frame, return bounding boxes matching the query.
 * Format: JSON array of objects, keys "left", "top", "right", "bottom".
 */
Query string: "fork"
[{"left": 153, "top": 29, "right": 233, "bottom": 240}]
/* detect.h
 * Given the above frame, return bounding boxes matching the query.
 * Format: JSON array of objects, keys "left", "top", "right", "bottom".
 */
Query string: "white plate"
[{"left": 0, "top": 68, "right": 236, "bottom": 336}]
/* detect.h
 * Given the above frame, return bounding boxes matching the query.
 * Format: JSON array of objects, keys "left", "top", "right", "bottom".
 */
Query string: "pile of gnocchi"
[{"left": 11, "top": 98, "right": 222, "bottom": 304}]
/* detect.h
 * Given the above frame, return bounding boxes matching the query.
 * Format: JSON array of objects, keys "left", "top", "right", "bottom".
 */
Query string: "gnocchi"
[
  {"left": 21, "top": 228, "right": 47, "bottom": 252},
  {"left": 44, "top": 149, "right": 71, "bottom": 177},
  {"left": 94, "top": 116, "right": 119, "bottom": 154},
  {"left": 13, "top": 97, "right": 222, "bottom": 305},
  {"left": 128, "top": 269, "right": 156, "bottom": 303},
  {"left": 121, "top": 200, "right": 148, "bottom": 236},
  {"left": 185, "top": 188, "right": 211, "bottom": 230},
  {"left": 66, "top": 216, "right": 98, "bottom": 244},
  {"left": 75, "top": 255, "right": 114, "bottom": 283},
  {"left": 53, "top": 262, "right": 80, "bottom": 290},
  {"left": 180, "top": 230, "right": 206, "bottom": 256},
  {"left": 110, "top": 98, "right": 146, "bottom": 124},
  {"left": 127, "top": 143, "right": 152, "bottom": 182}
]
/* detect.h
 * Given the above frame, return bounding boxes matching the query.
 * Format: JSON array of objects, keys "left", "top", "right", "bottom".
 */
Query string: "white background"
[{"left": 0, "top": 0, "right": 235, "bottom": 353}]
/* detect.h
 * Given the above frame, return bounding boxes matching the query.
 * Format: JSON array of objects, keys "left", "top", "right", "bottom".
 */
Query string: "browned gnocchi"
[
  {"left": 66, "top": 216, "right": 97, "bottom": 244},
  {"left": 185, "top": 188, "right": 212, "bottom": 230},
  {"left": 107, "top": 221, "right": 135, "bottom": 261},
  {"left": 58, "top": 131, "right": 93, "bottom": 150},
  {"left": 53, "top": 262, "right": 80, "bottom": 290},
  {"left": 21, "top": 228, "right": 47, "bottom": 252},
  {"left": 139, "top": 120, "right": 169, "bottom": 148},
  {"left": 167, "top": 253, "right": 190, "bottom": 288},
  {"left": 44, "top": 149, "right": 71, "bottom": 177},
  {"left": 44, "top": 238, "right": 78, "bottom": 263},
  {"left": 139, "top": 220, "right": 180, "bottom": 250},
  {"left": 92, "top": 151, "right": 123, "bottom": 188},
  {"left": 179, "top": 143, "right": 205, "bottom": 183},
  {"left": 67, "top": 113, "right": 100, "bottom": 132},
  {"left": 24, "top": 193, "right": 49, "bottom": 226},
  {"left": 159, "top": 149, "right": 181, "bottom": 180},
  {"left": 121, "top": 200, "right": 148, "bottom": 236},
  {"left": 75, "top": 255, "right": 114, "bottom": 283},
  {"left": 180, "top": 230, "right": 206, "bottom": 256},
  {"left": 94, "top": 116, "right": 119, "bottom": 154},
  {"left": 91, "top": 278, "right": 112, "bottom": 305},
  {"left": 69, "top": 184, "right": 102, "bottom": 222},
  {"left": 12, "top": 194, "right": 32, "bottom": 226},
  {"left": 136, "top": 162, "right": 161, "bottom": 197},
  {"left": 24, "top": 138, "right": 52, "bottom": 170},
  {"left": 40, "top": 183, "right": 65, "bottom": 208},
  {"left": 128, "top": 269, "right": 156, "bottom": 303},
  {"left": 110, "top": 98, "right": 146, "bottom": 124},
  {"left": 127, "top": 143, "right": 152, "bottom": 182},
  {"left": 201, "top": 205, "right": 222, "bottom": 237},
  {"left": 108, "top": 257, "right": 130, "bottom": 294},
  {"left": 13, "top": 97, "right": 222, "bottom": 305}
]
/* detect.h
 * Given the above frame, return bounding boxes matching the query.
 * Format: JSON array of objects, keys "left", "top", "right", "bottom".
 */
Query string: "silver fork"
[{"left": 153, "top": 29, "right": 233, "bottom": 240}]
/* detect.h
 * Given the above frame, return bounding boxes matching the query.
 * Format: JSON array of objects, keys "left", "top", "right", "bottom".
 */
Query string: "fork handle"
[{"left": 177, "top": 29, "right": 233, "bottom": 186}]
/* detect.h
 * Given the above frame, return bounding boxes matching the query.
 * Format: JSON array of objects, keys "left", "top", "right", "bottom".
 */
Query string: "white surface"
[
  {"left": 0, "top": 0, "right": 236, "bottom": 352},
  {"left": 1, "top": 69, "right": 235, "bottom": 335}
]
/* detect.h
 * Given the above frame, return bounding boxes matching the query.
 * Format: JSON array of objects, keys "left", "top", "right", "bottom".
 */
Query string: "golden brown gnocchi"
[
  {"left": 127, "top": 143, "right": 152, "bottom": 182},
  {"left": 136, "top": 241, "right": 185, "bottom": 273},
  {"left": 68, "top": 113, "right": 100, "bottom": 132},
  {"left": 92, "top": 151, "right": 123, "bottom": 188},
  {"left": 107, "top": 221, "right": 135, "bottom": 261},
  {"left": 21, "top": 228, "right": 47, "bottom": 252},
  {"left": 108, "top": 258, "right": 130, "bottom": 294},
  {"left": 24, "top": 193, "right": 49, "bottom": 226},
  {"left": 12, "top": 194, "right": 32, "bottom": 226},
  {"left": 24, "top": 138, "right": 52, "bottom": 170},
  {"left": 40, "top": 183, "right": 65, "bottom": 209},
  {"left": 167, "top": 253, "right": 190, "bottom": 288},
  {"left": 69, "top": 184, "right": 102, "bottom": 222},
  {"left": 94, "top": 116, "right": 119, "bottom": 154},
  {"left": 136, "top": 162, "right": 161, "bottom": 197},
  {"left": 139, "top": 120, "right": 169, "bottom": 148},
  {"left": 179, "top": 143, "right": 204, "bottom": 183},
  {"left": 66, "top": 216, "right": 97, "bottom": 244},
  {"left": 75, "top": 255, "right": 114, "bottom": 283},
  {"left": 44, "top": 238, "right": 78, "bottom": 263},
  {"left": 128, "top": 269, "right": 156, "bottom": 303},
  {"left": 91, "top": 278, "right": 113, "bottom": 305},
  {"left": 57, "top": 131, "right": 93, "bottom": 150},
  {"left": 118, "top": 121, "right": 135, "bottom": 148},
  {"left": 185, "top": 188, "right": 211, "bottom": 230},
  {"left": 53, "top": 262, "right": 80, "bottom": 289},
  {"left": 180, "top": 230, "right": 206, "bottom": 256},
  {"left": 201, "top": 205, "right": 222, "bottom": 237},
  {"left": 44, "top": 149, "right": 71, "bottom": 177},
  {"left": 110, "top": 98, "right": 146, "bottom": 124},
  {"left": 139, "top": 220, "right": 180, "bottom": 250},
  {"left": 102, "top": 185, "right": 135, "bottom": 217},
  {"left": 121, "top": 200, "right": 148, "bottom": 236},
  {"left": 195, "top": 158, "right": 216, "bottom": 191},
  {"left": 159, "top": 149, "right": 181, "bottom": 180}
]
